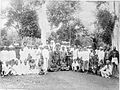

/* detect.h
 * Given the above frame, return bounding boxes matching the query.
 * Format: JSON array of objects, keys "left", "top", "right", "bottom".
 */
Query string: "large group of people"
[{"left": 0, "top": 43, "right": 119, "bottom": 79}]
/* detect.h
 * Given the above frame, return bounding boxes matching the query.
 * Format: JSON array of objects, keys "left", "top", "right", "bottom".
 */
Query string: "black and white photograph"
[{"left": 0, "top": 0, "right": 119, "bottom": 90}]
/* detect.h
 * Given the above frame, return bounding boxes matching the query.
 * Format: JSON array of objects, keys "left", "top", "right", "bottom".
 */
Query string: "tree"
[
  {"left": 19, "top": 9, "right": 41, "bottom": 38},
  {"left": 96, "top": 9, "right": 115, "bottom": 45},
  {"left": 47, "top": 1, "right": 87, "bottom": 45},
  {"left": 6, "top": 0, "right": 41, "bottom": 38},
  {"left": 47, "top": 1, "right": 78, "bottom": 26}
]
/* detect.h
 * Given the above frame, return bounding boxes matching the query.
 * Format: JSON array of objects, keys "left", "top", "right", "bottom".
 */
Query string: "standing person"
[
  {"left": 72, "top": 46, "right": 78, "bottom": 63},
  {"left": 78, "top": 48, "right": 83, "bottom": 71},
  {"left": 60, "top": 46, "right": 67, "bottom": 70},
  {"left": 48, "top": 47, "right": 55, "bottom": 71},
  {"left": 60, "top": 46, "right": 66, "bottom": 63},
  {"left": 81, "top": 48, "right": 89, "bottom": 73},
  {"left": 42, "top": 46, "right": 49, "bottom": 74},
  {"left": 54, "top": 46, "right": 61, "bottom": 71},
  {"left": 89, "top": 50, "right": 94, "bottom": 73},
  {"left": 97, "top": 47, "right": 105, "bottom": 66},
  {"left": 110, "top": 47, "right": 119, "bottom": 76},
  {"left": 66, "top": 47, "right": 72, "bottom": 70},
  {"left": 89, "top": 50, "right": 98, "bottom": 74},
  {"left": 104, "top": 47, "right": 111, "bottom": 65},
  {"left": 0, "top": 60, "right": 2, "bottom": 76}
]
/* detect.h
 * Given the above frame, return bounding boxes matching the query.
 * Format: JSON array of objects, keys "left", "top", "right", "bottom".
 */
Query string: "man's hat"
[{"left": 106, "top": 60, "right": 110, "bottom": 64}]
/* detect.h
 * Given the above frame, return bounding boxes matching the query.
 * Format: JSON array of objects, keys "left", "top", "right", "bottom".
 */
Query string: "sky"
[
  {"left": 73, "top": 1, "right": 97, "bottom": 33},
  {"left": 0, "top": 0, "right": 10, "bottom": 29}
]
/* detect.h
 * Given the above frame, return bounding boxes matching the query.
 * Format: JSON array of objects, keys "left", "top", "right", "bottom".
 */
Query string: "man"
[
  {"left": 100, "top": 60, "right": 112, "bottom": 78},
  {"left": 48, "top": 47, "right": 56, "bottom": 72},
  {"left": 2, "top": 62, "right": 12, "bottom": 77},
  {"left": 81, "top": 48, "right": 89, "bottom": 72},
  {"left": 42, "top": 46, "right": 49, "bottom": 74},
  {"left": 54, "top": 46, "right": 61, "bottom": 71},
  {"left": 72, "top": 46, "right": 78, "bottom": 62},
  {"left": 110, "top": 47, "right": 119, "bottom": 76},
  {"left": 60, "top": 46, "right": 67, "bottom": 70},
  {"left": 78, "top": 48, "right": 83, "bottom": 71},
  {"left": 72, "top": 59, "right": 79, "bottom": 71},
  {"left": 98, "top": 47, "right": 105, "bottom": 65},
  {"left": 60, "top": 46, "right": 67, "bottom": 63},
  {"left": 0, "top": 60, "right": 2, "bottom": 76},
  {"left": 66, "top": 47, "right": 72, "bottom": 70}
]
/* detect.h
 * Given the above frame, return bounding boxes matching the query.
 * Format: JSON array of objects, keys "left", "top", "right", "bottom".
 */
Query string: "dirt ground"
[{"left": 0, "top": 71, "right": 119, "bottom": 90}]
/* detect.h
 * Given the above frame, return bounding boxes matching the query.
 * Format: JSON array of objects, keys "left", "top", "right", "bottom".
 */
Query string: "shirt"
[{"left": 82, "top": 51, "right": 89, "bottom": 61}]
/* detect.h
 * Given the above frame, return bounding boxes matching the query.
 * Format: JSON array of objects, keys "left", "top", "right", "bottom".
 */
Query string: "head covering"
[
  {"left": 106, "top": 60, "right": 110, "bottom": 64},
  {"left": 9, "top": 45, "right": 14, "bottom": 48},
  {"left": 99, "top": 47, "right": 103, "bottom": 50}
]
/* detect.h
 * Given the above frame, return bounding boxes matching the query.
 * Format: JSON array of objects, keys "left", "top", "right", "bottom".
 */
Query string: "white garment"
[
  {"left": 25, "top": 62, "right": 30, "bottom": 74},
  {"left": 11, "top": 65, "right": 18, "bottom": 75},
  {"left": 20, "top": 50, "right": 25, "bottom": 62},
  {"left": 96, "top": 50, "right": 100, "bottom": 55},
  {"left": 70, "top": 48, "right": 74, "bottom": 52},
  {"left": 42, "top": 48, "right": 49, "bottom": 72},
  {"left": 16, "top": 61, "right": 23, "bottom": 75},
  {"left": 9, "top": 50, "right": 16, "bottom": 60},
  {"left": 82, "top": 51, "right": 89, "bottom": 61},
  {"left": 73, "top": 49, "right": 78, "bottom": 60},
  {"left": 78, "top": 51, "right": 82, "bottom": 58},
  {"left": 23, "top": 47, "right": 29, "bottom": 60},
  {"left": 1, "top": 50, "right": 9, "bottom": 62},
  {"left": 98, "top": 50, "right": 105, "bottom": 61},
  {"left": 112, "top": 57, "right": 118, "bottom": 65},
  {"left": 2, "top": 64, "right": 12, "bottom": 75},
  {"left": 72, "top": 61, "right": 79, "bottom": 70},
  {"left": 100, "top": 65, "right": 113, "bottom": 78}
]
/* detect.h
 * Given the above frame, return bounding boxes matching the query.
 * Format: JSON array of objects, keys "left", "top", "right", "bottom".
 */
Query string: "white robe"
[
  {"left": 78, "top": 51, "right": 82, "bottom": 59},
  {"left": 1, "top": 50, "right": 9, "bottom": 62},
  {"left": 42, "top": 48, "right": 49, "bottom": 72},
  {"left": 100, "top": 65, "right": 113, "bottom": 78},
  {"left": 16, "top": 61, "right": 23, "bottom": 75},
  {"left": 2, "top": 63, "right": 12, "bottom": 75},
  {"left": 98, "top": 50, "right": 105, "bottom": 62},
  {"left": 20, "top": 50, "right": 26, "bottom": 62},
  {"left": 23, "top": 47, "right": 29, "bottom": 60},
  {"left": 9, "top": 50, "right": 16, "bottom": 61},
  {"left": 73, "top": 49, "right": 78, "bottom": 60},
  {"left": 82, "top": 51, "right": 89, "bottom": 61},
  {"left": 11, "top": 64, "right": 19, "bottom": 75}
]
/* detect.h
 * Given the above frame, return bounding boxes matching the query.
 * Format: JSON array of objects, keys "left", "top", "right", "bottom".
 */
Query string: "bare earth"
[{"left": 0, "top": 71, "right": 119, "bottom": 90}]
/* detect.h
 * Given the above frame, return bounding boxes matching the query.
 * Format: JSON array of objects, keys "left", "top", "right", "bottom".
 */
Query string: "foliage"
[
  {"left": 6, "top": 0, "right": 41, "bottom": 38},
  {"left": 47, "top": 0, "right": 78, "bottom": 26},
  {"left": 19, "top": 9, "right": 41, "bottom": 38},
  {"left": 47, "top": 1, "right": 87, "bottom": 45},
  {"left": 96, "top": 9, "right": 115, "bottom": 45}
]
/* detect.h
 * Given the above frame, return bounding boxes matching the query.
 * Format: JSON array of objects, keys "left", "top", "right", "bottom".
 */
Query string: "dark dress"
[{"left": 0, "top": 61, "right": 2, "bottom": 75}]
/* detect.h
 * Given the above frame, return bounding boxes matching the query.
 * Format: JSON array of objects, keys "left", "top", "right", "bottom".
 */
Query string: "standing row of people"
[{"left": 0, "top": 44, "right": 119, "bottom": 79}]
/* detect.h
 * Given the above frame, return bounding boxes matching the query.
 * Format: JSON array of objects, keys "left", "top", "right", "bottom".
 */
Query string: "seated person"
[
  {"left": 72, "top": 60, "right": 79, "bottom": 71},
  {"left": 100, "top": 60, "right": 112, "bottom": 78},
  {"left": 2, "top": 62, "right": 12, "bottom": 77}
]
